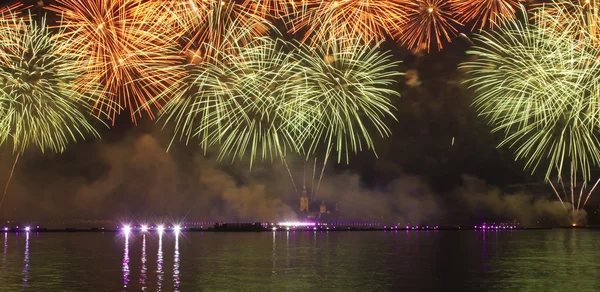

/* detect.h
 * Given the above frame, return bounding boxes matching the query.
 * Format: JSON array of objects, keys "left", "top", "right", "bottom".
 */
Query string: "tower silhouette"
[
  {"left": 320, "top": 201, "right": 326, "bottom": 214},
  {"left": 300, "top": 186, "right": 309, "bottom": 212}
]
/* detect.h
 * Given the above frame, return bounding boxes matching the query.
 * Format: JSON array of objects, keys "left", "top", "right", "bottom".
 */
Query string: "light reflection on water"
[
  {"left": 173, "top": 232, "right": 180, "bottom": 291},
  {"left": 140, "top": 234, "right": 147, "bottom": 290},
  {"left": 0, "top": 230, "right": 598, "bottom": 291},
  {"left": 122, "top": 232, "right": 129, "bottom": 289},
  {"left": 157, "top": 232, "right": 163, "bottom": 291},
  {"left": 22, "top": 231, "right": 29, "bottom": 289}
]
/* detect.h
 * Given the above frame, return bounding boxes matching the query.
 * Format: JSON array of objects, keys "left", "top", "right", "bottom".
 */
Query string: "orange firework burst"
[
  {"left": 288, "top": 0, "right": 408, "bottom": 45},
  {"left": 534, "top": 0, "right": 600, "bottom": 43},
  {"left": 138, "top": 0, "right": 271, "bottom": 63},
  {"left": 175, "top": 0, "right": 272, "bottom": 63},
  {"left": 450, "top": 0, "right": 521, "bottom": 31},
  {"left": 239, "top": 0, "right": 295, "bottom": 19},
  {"left": 46, "top": 0, "right": 185, "bottom": 124},
  {"left": 1, "top": 3, "right": 25, "bottom": 14},
  {"left": 135, "top": 0, "right": 209, "bottom": 40},
  {"left": 1, "top": 3, "right": 28, "bottom": 27},
  {"left": 396, "top": 0, "right": 462, "bottom": 52}
]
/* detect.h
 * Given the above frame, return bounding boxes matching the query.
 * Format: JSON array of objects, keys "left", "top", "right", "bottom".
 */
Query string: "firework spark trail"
[
  {"left": 0, "top": 3, "right": 27, "bottom": 24},
  {"left": 282, "top": 156, "right": 300, "bottom": 198},
  {"left": 313, "top": 143, "right": 332, "bottom": 201},
  {"left": 548, "top": 179, "right": 568, "bottom": 212},
  {"left": 571, "top": 164, "right": 576, "bottom": 218},
  {"left": 450, "top": 0, "right": 520, "bottom": 31},
  {"left": 549, "top": 168, "right": 599, "bottom": 222},
  {"left": 0, "top": 152, "right": 19, "bottom": 211},
  {"left": 582, "top": 178, "right": 600, "bottom": 209},
  {"left": 303, "top": 159, "right": 306, "bottom": 188},
  {"left": 311, "top": 157, "right": 317, "bottom": 195}
]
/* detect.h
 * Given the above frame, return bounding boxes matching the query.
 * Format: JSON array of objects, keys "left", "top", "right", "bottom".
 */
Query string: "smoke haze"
[{"left": 0, "top": 125, "right": 576, "bottom": 226}]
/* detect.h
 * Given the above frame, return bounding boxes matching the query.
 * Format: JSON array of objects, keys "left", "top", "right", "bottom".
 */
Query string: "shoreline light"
[
  {"left": 173, "top": 225, "right": 181, "bottom": 233},
  {"left": 277, "top": 222, "right": 316, "bottom": 227},
  {"left": 122, "top": 225, "right": 131, "bottom": 233},
  {"left": 157, "top": 225, "right": 164, "bottom": 233},
  {"left": 141, "top": 225, "right": 148, "bottom": 232},
  {"left": 25, "top": 226, "right": 30, "bottom": 232}
]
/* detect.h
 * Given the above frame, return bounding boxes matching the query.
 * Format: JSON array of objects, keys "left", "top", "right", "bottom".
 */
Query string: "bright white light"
[
  {"left": 272, "top": 227, "right": 277, "bottom": 231},
  {"left": 123, "top": 225, "right": 131, "bottom": 233},
  {"left": 3, "top": 227, "right": 7, "bottom": 231},
  {"left": 25, "top": 226, "right": 30, "bottom": 232},
  {"left": 157, "top": 225, "right": 164, "bottom": 233},
  {"left": 173, "top": 225, "right": 181, "bottom": 233},
  {"left": 141, "top": 225, "right": 148, "bottom": 232},
  {"left": 277, "top": 222, "right": 316, "bottom": 227}
]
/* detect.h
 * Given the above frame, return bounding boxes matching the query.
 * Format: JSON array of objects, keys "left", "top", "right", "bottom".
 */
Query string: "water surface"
[{"left": 1, "top": 230, "right": 599, "bottom": 291}]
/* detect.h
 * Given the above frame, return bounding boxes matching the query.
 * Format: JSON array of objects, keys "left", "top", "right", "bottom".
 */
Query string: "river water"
[{"left": 0, "top": 230, "right": 599, "bottom": 291}]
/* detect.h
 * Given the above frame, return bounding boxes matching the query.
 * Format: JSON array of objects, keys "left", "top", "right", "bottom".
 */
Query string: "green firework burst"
[
  {"left": 0, "top": 13, "right": 105, "bottom": 153},
  {"left": 461, "top": 6, "right": 600, "bottom": 182}
]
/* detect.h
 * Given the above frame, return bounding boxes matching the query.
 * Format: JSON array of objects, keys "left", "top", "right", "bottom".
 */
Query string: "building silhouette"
[{"left": 320, "top": 201, "right": 326, "bottom": 214}]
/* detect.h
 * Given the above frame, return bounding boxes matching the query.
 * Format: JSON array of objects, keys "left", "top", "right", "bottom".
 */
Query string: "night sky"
[{"left": 1, "top": 0, "right": 598, "bottom": 226}]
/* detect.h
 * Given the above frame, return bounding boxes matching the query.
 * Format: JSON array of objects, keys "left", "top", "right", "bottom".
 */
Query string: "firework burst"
[
  {"left": 0, "top": 3, "right": 28, "bottom": 30},
  {"left": 156, "top": 37, "right": 314, "bottom": 166},
  {"left": 461, "top": 7, "right": 600, "bottom": 219},
  {"left": 288, "top": 0, "right": 408, "bottom": 45},
  {"left": 294, "top": 35, "right": 402, "bottom": 162},
  {"left": 140, "top": 0, "right": 272, "bottom": 64},
  {"left": 534, "top": 0, "right": 600, "bottom": 45},
  {"left": 397, "top": 0, "right": 462, "bottom": 52},
  {"left": 134, "top": 0, "right": 209, "bottom": 42},
  {"left": 240, "top": 0, "right": 295, "bottom": 20},
  {"left": 0, "top": 12, "right": 104, "bottom": 153},
  {"left": 46, "top": 0, "right": 184, "bottom": 124},
  {"left": 450, "top": 0, "right": 521, "bottom": 31}
]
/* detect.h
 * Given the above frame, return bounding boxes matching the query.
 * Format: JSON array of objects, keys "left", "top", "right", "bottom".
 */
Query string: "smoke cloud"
[
  {"left": 454, "top": 175, "right": 571, "bottom": 226},
  {"left": 0, "top": 126, "right": 577, "bottom": 227}
]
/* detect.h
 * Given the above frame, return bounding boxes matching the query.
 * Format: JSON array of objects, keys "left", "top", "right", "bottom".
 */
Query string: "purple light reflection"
[
  {"left": 139, "top": 234, "right": 147, "bottom": 288},
  {"left": 157, "top": 232, "right": 163, "bottom": 290},
  {"left": 122, "top": 232, "right": 130, "bottom": 289},
  {"left": 174, "top": 232, "right": 180, "bottom": 290},
  {"left": 22, "top": 232, "right": 29, "bottom": 289}
]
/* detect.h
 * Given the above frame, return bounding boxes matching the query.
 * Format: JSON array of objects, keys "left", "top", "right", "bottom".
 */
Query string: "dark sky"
[{"left": 1, "top": 0, "right": 598, "bottom": 226}]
